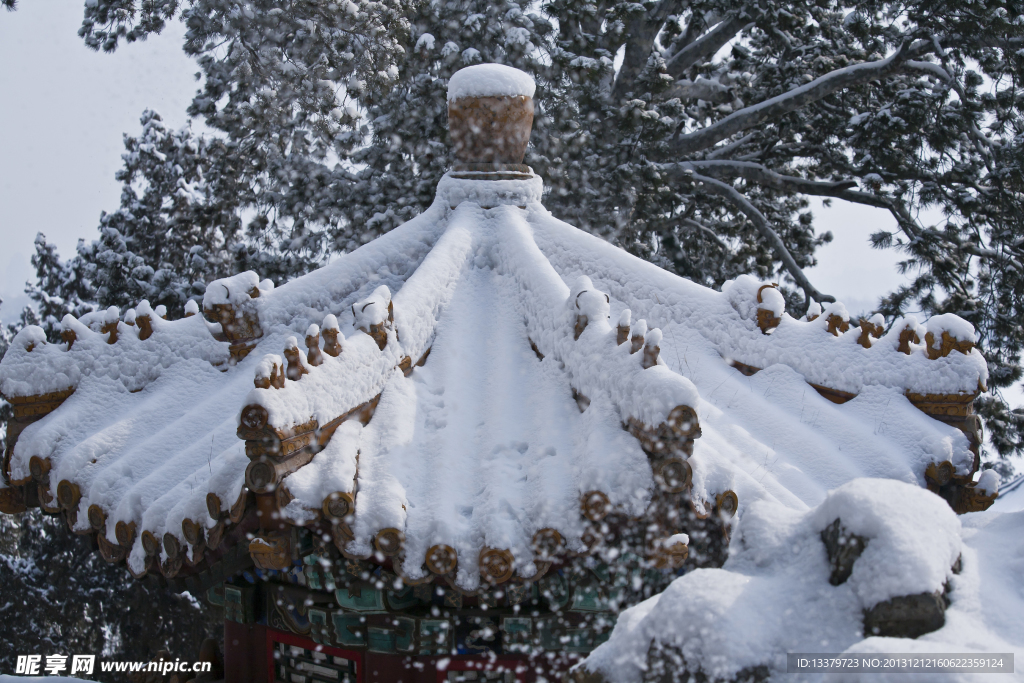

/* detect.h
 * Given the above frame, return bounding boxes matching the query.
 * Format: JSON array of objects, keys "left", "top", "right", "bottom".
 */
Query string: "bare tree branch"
[
  {"left": 833, "top": 189, "right": 921, "bottom": 241},
  {"left": 974, "top": 35, "right": 1024, "bottom": 50},
  {"left": 680, "top": 217, "right": 729, "bottom": 249},
  {"left": 662, "top": 7, "right": 706, "bottom": 58},
  {"left": 669, "top": 41, "right": 928, "bottom": 155},
  {"left": 668, "top": 169, "right": 836, "bottom": 303},
  {"left": 663, "top": 77, "right": 734, "bottom": 103},
  {"left": 664, "top": 11, "right": 752, "bottom": 78},
  {"left": 904, "top": 60, "right": 952, "bottom": 81},
  {"left": 612, "top": 0, "right": 687, "bottom": 100},
  {"left": 705, "top": 132, "right": 759, "bottom": 159},
  {"left": 961, "top": 245, "right": 1024, "bottom": 272},
  {"left": 678, "top": 160, "right": 859, "bottom": 195},
  {"left": 681, "top": 160, "right": 925, "bottom": 243}
]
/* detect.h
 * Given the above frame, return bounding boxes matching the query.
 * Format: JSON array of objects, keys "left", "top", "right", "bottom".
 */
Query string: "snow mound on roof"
[
  {"left": 811, "top": 479, "right": 961, "bottom": 607},
  {"left": 926, "top": 313, "right": 978, "bottom": 343},
  {"left": 202, "top": 270, "right": 266, "bottom": 309},
  {"left": 447, "top": 63, "right": 536, "bottom": 101},
  {"left": 578, "top": 478, "right": 965, "bottom": 683},
  {"left": 0, "top": 327, "right": 79, "bottom": 397},
  {"left": 0, "top": 313, "right": 227, "bottom": 401}
]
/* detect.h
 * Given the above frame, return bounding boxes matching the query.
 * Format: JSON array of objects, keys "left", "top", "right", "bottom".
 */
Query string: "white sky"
[
  {"left": 0, "top": 0, "right": 195, "bottom": 317},
  {"left": 1, "top": 0, "right": 1019, "bottom": 413}
]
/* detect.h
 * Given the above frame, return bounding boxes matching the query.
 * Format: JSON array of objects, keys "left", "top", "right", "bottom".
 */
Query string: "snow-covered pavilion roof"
[{"left": 0, "top": 66, "right": 993, "bottom": 594}]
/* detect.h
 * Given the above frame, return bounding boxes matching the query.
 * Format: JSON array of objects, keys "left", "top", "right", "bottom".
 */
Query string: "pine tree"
[
  {"left": 0, "top": 310, "right": 16, "bottom": 461},
  {"left": 25, "top": 234, "right": 97, "bottom": 343},
  {"left": 84, "top": 110, "right": 265, "bottom": 317},
  {"left": 0, "top": 508, "right": 223, "bottom": 673}
]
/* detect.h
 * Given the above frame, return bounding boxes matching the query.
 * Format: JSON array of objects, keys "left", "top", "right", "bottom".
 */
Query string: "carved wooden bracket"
[
  {"left": 652, "top": 457, "right": 692, "bottom": 493},
  {"left": 826, "top": 313, "right": 850, "bottom": 336},
  {"left": 115, "top": 520, "right": 136, "bottom": 549},
  {"left": 532, "top": 528, "right": 564, "bottom": 561},
  {"left": 318, "top": 491, "right": 352, "bottom": 522},
  {"left": 97, "top": 534, "right": 126, "bottom": 564},
  {"left": 56, "top": 479, "right": 80, "bottom": 511},
  {"left": 924, "top": 460, "right": 996, "bottom": 514},
  {"left": 100, "top": 318, "right": 119, "bottom": 345},
  {"left": 284, "top": 338, "right": 308, "bottom": 381},
  {"left": 627, "top": 404, "right": 701, "bottom": 458},
  {"left": 305, "top": 329, "right": 324, "bottom": 367},
  {"left": 857, "top": 319, "right": 884, "bottom": 348},
  {"left": 240, "top": 394, "right": 379, "bottom": 494},
  {"left": 897, "top": 324, "right": 921, "bottom": 354},
  {"left": 925, "top": 331, "right": 975, "bottom": 360},
  {"left": 616, "top": 310, "right": 631, "bottom": 346},
  {"left": 581, "top": 490, "right": 611, "bottom": 522},
  {"left": 715, "top": 490, "right": 738, "bottom": 518},
  {"left": 250, "top": 532, "right": 292, "bottom": 570},
  {"left": 206, "top": 492, "right": 225, "bottom": 521},
  {"left": 755, "top": 284, "right": 781, "bottom": 334},
  {"left": 647, "top": 535, "right": 689, "bottom": 570},
  {"left": 642, "top": 330, "right": 662, "bottom": 369},
  {"left": 203, "top": 288, "right": 263, "bottom": 363},
  {"left": 141, "top": 530, "right": 162, "bottom": 558},
  {"left": 182, "top": 518, "right": 205, "bottom": 547}
]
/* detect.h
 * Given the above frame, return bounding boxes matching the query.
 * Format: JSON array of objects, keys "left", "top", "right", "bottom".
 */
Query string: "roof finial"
[{"left": 448, "top": 64, "right": 536, "bottom": 178}]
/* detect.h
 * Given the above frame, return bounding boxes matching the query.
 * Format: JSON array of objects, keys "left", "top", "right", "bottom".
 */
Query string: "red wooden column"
[{"left": 224, "top": 620, "right": 269, "bottom": 683}]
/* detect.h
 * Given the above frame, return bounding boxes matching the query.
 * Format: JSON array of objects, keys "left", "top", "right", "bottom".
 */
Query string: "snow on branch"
[
  {"left": 677, "top": 160, "right": 859, "bottom": 196},
  {"left": 670, "top": 41, "right": 930, "bottom": 155},
  {"left": 678, "top": 170, "right": 835, "bottom": 304},
  {"left": 664, "top": 11, "right": 753, "bottom": 78},
  {"left": 673, "top": 160, "right": 936, "bottom": 251},
  {"left": 663, "top": 77, "right": 734, "bottom": 104}
]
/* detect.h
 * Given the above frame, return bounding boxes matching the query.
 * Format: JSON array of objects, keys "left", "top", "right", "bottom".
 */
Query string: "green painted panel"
[
  {"left": 331, "top": 613, "right": 366, "bottom": 647},
  {"left": 223, "top": 584, "right": 255, "bottom": 624},
  {"left": 303, "top": 565, "right": 322, "bottom": 591},
  {"left": 206, "top": 584, "right": 224, "bottom": 607},
  {"left": 536, "top": 620, "right": 610, "bottom": 653},
  {"left": 367, "top": 627, "right": 395, "bottom": 653},
  {"left": 500, "top": 617, "right": 532, "bottom": 652},
  {"left": 307, "top": 608, "right": 331, "bottom": 645},
  {"left": 569, "top": 582, "right": 607, "bottom": 612},
  {"left": 418, "top": 619, "right": 452, "bottom": 656},
  {"left": 538, "top": 572, "right": 570, "bottom": 610},
  {"left": 385, "top": 585, "right": 421, "bottom": 612},
  {"left": 335, "top": 586, "right": 385, "bottom": 612},
  {"left": 394, "top": 616, "right": 416, "bottom": 653}
]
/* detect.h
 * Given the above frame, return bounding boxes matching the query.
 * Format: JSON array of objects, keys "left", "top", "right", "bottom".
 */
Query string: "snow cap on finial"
[{"left": 447, "top": 64, "right": 536, "bottom": 101}]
